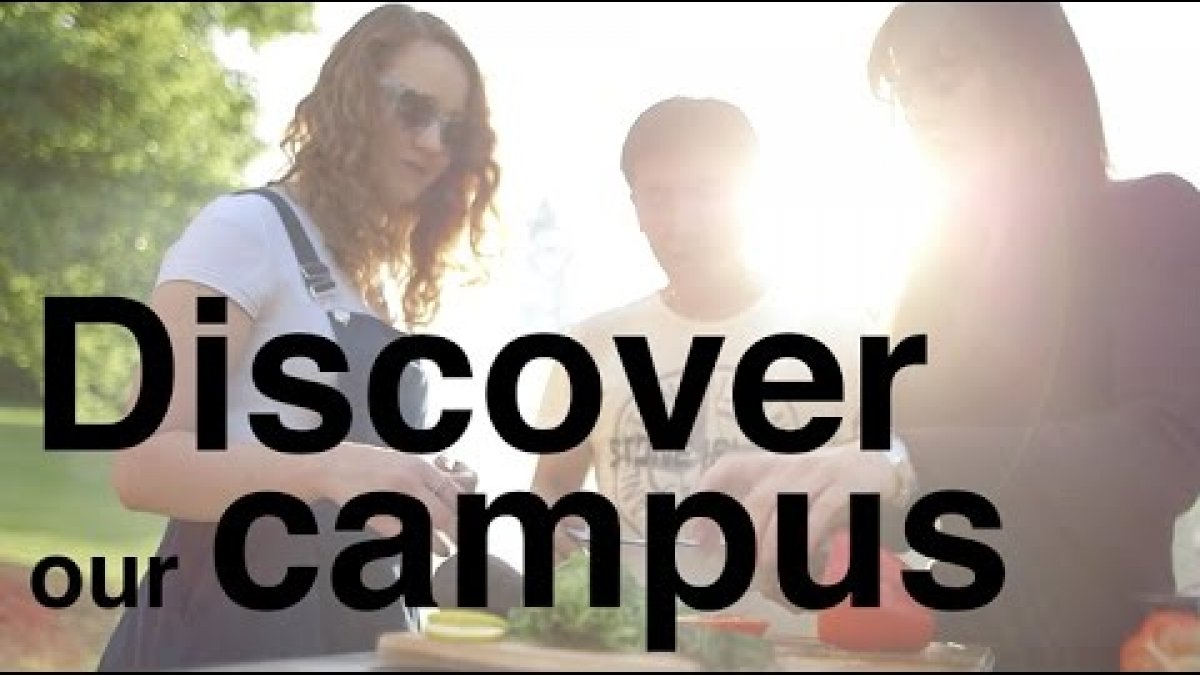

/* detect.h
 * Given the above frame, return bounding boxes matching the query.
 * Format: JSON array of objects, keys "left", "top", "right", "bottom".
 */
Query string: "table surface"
[
  {"left": 179, "top": 641, "right": 996, "bottom": 673},
  {"left": 179, "top": 652, "right": 389, "bottom": 672}
]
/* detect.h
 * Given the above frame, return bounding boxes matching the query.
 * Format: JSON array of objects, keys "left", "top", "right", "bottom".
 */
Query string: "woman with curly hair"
[{"left": 98, "top": 5, "right": 500, "bottom": 669}]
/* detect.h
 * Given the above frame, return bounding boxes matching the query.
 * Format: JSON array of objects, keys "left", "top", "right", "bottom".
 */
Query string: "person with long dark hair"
[{"left": 695, "top": 3, "right": 1200, "bottom": 669}]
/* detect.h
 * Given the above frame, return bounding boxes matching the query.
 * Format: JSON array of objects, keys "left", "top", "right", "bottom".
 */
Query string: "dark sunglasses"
[{"left": 379, "top": 78, "right": 469, "bottom": 152}]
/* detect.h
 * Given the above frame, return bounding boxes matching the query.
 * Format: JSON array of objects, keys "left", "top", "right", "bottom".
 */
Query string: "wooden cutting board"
[
  {"left": 772, "top": 636, "right": 995, "bottom": 672},
  {"left": 376, "top": 632, "right": 994, "bottom": 672},
  {"left": 376, "top": 632, "right": 701, "bottom": 671}
]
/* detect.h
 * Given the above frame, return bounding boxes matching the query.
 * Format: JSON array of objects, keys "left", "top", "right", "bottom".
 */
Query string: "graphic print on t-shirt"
[{"left": 609, "top": 364, "right": 805, "bottom": 534}]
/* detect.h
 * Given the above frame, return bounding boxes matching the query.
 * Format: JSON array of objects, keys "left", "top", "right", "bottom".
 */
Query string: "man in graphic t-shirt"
[{"left": 529, "top": 97, "right": 879, "bottom": 633}]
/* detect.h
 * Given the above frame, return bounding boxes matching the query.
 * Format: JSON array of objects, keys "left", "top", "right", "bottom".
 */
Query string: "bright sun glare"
[
  {"left": 212, "top": 4, "right": 966, "bottom": 569},
  {"left": 216, "top": 2, "right": 1200, "bottom": 571},
  {"left": 740, "top": 122, "right": 941, "bottom": 329},
  {"left": 224, "top": 2, "right": 944, "bottom": 326}
]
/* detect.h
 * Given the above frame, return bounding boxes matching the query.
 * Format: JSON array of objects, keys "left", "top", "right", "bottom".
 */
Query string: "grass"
[
  {"left": 0, "top": 405, "right": 166, "bottom": 671},
  {"left": 0, "top": 406, "right": 164, "bottom": 573}
]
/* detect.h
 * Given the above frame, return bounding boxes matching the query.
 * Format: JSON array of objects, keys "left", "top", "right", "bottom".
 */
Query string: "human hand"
[
  {"left": 691, "top": 444, "right": 904, "bottom": 596},
  {"left": 435, "top": 455, "right": 480, "bottom": 494},
  {"left": 551, "top": 515, "right": 588, "bottom": 564},
  {"left": 315, "top": 442, "right": 468, "bottom": 556}
]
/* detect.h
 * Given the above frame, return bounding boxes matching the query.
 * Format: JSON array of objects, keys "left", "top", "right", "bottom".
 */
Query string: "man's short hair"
[{"left": 620, "top": 96, "right": 759, "bottom": 184}]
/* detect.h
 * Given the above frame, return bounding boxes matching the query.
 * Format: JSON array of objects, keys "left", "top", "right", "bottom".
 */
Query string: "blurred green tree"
[{"left": 0, "top": 2, "right": 314, "bottom": 419}]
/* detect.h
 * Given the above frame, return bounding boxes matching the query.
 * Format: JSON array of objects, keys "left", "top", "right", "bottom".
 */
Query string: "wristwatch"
[{"left": 885, "top": 434, "right": 918, "bottom": 507}]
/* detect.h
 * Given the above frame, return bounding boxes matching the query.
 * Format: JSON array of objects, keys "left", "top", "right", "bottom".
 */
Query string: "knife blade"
[{"left": 565, "top": 524, "right": 716, "bottom": 549}]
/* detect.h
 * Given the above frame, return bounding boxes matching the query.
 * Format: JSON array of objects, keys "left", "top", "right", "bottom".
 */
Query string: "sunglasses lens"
[
  {"left": 394, "top": 90, "right": 437, "bottom": 130},
  {"left": 383, "top": 82, "right": 470, "bottom": 152},
  {"left": 440, "top": 118, "right": 469, "bottom": 151}
]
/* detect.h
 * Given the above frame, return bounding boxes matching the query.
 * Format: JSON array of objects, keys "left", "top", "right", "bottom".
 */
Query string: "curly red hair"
[{"left": 278, "top": 4, "right": 500, "bottom": 327}]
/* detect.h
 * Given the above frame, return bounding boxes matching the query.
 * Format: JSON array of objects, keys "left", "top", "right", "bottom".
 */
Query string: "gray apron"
[{"left": 98, "top": 186, "right": 427, "bottom": 670}]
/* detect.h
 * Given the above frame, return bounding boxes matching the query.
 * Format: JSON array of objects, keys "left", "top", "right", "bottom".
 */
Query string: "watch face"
[{"left": 885, "top": 438, "right": 908, "bottom": 464}]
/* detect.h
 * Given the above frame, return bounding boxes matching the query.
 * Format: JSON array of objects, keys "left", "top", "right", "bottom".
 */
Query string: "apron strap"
[
  {"left": 237, "top": 185, "right": 339, "bottom": 307},
  {"left": 230, "top": 186, "right": 420, "bottom": 642}
]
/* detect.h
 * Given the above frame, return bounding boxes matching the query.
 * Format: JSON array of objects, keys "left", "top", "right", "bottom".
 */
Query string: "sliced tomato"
[
  {"left": 816, "top": 529, "right": 936, "bottom": 653},
  {"left": 678, "top": 613, "right": 770, "bottom": 637},
  {"left": 1120, "top": 610, "right": 1200, "bottom": 671}
]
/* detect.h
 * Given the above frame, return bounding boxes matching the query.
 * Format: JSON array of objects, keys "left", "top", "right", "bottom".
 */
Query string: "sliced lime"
[
  {"left": 425, "top": 622, "right": 507, "bottom": 642},
  {"left": 424, "top": 609, "right": 509, "bottom": 642}
]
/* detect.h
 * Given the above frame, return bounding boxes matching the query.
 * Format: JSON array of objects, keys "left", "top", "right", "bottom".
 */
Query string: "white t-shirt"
[
  {"left": 536, "top": 289, "right": 874, "bottom": 536},
  {"left": 535, "top": 288, "right": 874, "bottom": 635},
  {"left": 155, "top": 188, "right": 377, "bottom": 447}
]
